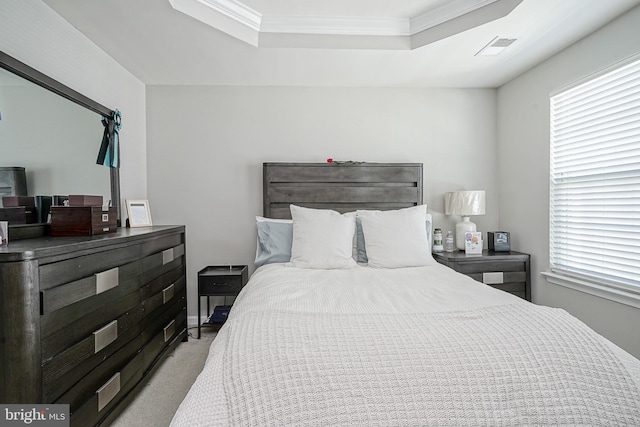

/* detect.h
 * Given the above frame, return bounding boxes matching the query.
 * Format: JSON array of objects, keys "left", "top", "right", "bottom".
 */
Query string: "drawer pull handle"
[
  {"left": 164, "top": 320, "right": 176, "bottom": 343},
  {"left": 96, "top": 267, "right": 119, "bottom": 294},
  {"left": 162, "top": 248, "right": 174, "bottom": 265},
  {"left": 94, "top": 320, "right": 118, "bottom": 353},
  {"left": 483, "top": 272, "right": 504, "bottom": 285},
  {"left": 163, "top": 283, "right": 175, "bottom": 304},
  {"left": 97, "top": 372, "right": 121, "bottom": 412}
]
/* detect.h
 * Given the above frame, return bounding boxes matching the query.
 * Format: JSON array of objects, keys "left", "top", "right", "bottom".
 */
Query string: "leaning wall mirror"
[{"left": 0, "top": 50, "right": 120, "bottom": 238}]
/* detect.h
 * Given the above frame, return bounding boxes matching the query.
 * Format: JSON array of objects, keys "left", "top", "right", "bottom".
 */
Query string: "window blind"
[{"left": 550, "top": 57, "right": 640, "bottom": 292}]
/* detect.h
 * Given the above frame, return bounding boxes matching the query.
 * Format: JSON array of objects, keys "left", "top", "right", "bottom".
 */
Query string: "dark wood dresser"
[{"left": 0, "top": 226, "right": 187, "bottom": 426}]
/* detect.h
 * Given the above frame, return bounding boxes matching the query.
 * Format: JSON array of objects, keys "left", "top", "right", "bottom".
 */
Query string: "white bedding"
[{"left": 171, "top": 263, "right": 640, "bottom": 426}]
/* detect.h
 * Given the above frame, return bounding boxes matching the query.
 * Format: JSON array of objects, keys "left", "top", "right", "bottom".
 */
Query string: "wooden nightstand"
[
  {"left": 432, "top": 250, "right": 531, "bottom": 301},
  {"left": 197, "top": 265, "right": 248, "bottom": 338}
]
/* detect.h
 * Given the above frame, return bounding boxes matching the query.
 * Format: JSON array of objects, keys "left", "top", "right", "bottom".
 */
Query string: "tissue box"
[{"left": 488, "top": 231, "right": 511, "bottom": 252}]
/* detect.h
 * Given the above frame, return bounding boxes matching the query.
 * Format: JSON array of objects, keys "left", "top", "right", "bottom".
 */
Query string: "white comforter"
[{"left": 171, "top": 263, "right": 640, "bottom": 426}]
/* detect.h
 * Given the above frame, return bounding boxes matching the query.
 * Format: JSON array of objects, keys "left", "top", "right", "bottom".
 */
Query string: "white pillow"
[
  {"left": 357, "top": 205, "right": 435, "bottom": 268},
  {"left": 290, "top": 205, "right": 357, "bottom": 269}
]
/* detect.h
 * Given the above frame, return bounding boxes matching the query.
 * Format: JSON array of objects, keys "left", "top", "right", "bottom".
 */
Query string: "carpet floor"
[{"left": 108, "top": 327, "right": 217, "bottom": 427}]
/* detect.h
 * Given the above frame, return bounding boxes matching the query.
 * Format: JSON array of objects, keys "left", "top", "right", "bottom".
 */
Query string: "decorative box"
[
  {"left": 50, "top": 206, "right": 117, "bottom": 236},
  {"left": 68, "top": 194, "right": 104, "bottom": 207},
  {"left": 2, "top": 196, "right": 35, "bottom": 207},
  {"left": 488, "top": 231, "right": 511, "bottom": 252},
  {"left": 0, "top": 206, "right": 37, "bottom": 224}
]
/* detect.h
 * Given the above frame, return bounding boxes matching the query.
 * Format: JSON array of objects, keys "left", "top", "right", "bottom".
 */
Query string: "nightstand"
[
  {"left": 432, "top": 250, "right": 531, "bottom": 301},
  {"left": 197, "top": 265, "right": 249, "bottom": 338}
]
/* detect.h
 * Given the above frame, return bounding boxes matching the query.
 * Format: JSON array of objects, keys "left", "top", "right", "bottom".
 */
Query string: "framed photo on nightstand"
[{"left": 465, "top": 231, "right": 483, "bottom": 255}]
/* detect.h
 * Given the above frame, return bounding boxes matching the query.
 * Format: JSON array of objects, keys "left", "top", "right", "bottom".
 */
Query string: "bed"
[{"left": 171, "top": 163, "right": 640, "bottom": 426}]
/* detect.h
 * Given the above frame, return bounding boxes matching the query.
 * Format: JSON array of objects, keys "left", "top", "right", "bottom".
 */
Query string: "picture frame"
[
  {"left": 464, "top": 231, "right": 483, "bottom": 255},
  {"left": 125, "top": 199, "right": 153, "bottom": 227}
]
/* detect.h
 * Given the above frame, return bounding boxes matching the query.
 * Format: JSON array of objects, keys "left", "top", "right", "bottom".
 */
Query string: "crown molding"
[
  {"left": 169, "top": 0, "right": 521, "bottom": 49},
  {"left": 410, "top": 0, "right": 498, "bottom": 34},
  {"left": 198, "top": 0, "right": 261, "bottom": 31}
]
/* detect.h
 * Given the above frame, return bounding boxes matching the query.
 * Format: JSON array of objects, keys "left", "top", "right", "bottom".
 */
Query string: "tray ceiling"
[
  {"left": 168, "top": 0, "right": 522, "bottom": 49},
  {"left": 41, "top": 0, "right": 640, "bottom": 87}
]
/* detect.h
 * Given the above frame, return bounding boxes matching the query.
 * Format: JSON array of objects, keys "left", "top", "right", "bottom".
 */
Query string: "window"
[{"left": 547, "top": 56, "right": 640, "bottom": 305}]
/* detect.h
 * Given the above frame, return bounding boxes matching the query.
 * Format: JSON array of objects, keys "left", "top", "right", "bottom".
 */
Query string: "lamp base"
[{"left": 455, "top": 217, "right": 476, "bottom": 250}]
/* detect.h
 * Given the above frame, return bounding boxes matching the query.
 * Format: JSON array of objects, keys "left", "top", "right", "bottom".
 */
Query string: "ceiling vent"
[{"left": 475, "top": 36, "right": 517, "bottom": 56}]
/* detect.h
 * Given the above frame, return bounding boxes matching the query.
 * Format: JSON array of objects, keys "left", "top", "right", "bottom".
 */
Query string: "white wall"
[
  {"left": 146, "top": 86, "right": 498, "bottom": 319},
  {"left": 0, "top": 0, "right": 147, "bottom": 209},
  {"left": 497, "top": 5, "right": 640, "bottom": 357}
]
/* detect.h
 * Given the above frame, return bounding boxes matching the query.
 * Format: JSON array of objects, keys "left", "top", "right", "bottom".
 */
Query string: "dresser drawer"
[
  {"left": 55, "top": 333, "right": 145, "bottom": 412},
  {"left": 141, "top": 244, "right": 185, "bottom": 284},
  {"left": 41, "top": 285, "right": 141, "bottom": 360},
  {"left": 69, "top": 340, "right": 147, "bottom": 426},
  {"left": 198, "top": 274, "right": 244, "bottom": 296},
  {"left": 68, "top": 308, "right": 186, "bottom": 425},
  {"left": 42, "top": 306, "right": 144, "bottom": 402},
  {"left": 466, "top": 271, "right": 527, "bottom": 285},
  {"left": 139, "top": 233, "right": 184, "bottom": 258},
  {"left": 141, "top": 275, "right": 186, "bottom": 318},
  {"left": 40, "top": 258, "right": 144, "bottom": 315},
  {"left": 453, "top": 259, "right": 526, "bottom": 275},
  {"left": 141, "top": 309, "right": 187, "bottom": 373},
  {"left": 39, "top": 244, "right": 143, "bottom": 291}
]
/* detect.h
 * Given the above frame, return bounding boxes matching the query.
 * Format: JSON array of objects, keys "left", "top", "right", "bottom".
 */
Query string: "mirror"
[{"left": 0, "top": 51, "right": 120, "bottom": 236}]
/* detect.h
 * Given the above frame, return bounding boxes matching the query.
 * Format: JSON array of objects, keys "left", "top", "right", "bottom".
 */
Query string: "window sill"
[{"left": 542, "top": 271, "right": 640, "bottom": 309}]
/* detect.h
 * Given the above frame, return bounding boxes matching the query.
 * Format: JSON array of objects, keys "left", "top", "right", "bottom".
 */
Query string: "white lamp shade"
[
  {"left": 445, "top": 191, "right": 486, "bottom": 250},
  {"left": 445, "top": 191, "right": 486, "bottom": 216}
]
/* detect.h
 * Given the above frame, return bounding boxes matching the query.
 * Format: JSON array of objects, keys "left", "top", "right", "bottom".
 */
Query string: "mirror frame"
[{"left": 0, "top": 50, "right": 121, "bottom": 231}]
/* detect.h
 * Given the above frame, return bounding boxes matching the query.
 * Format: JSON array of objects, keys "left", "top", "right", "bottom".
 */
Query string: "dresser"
[
  {"left": 432, "top": 250, "right": 531, "bottom": 301},
  {"left": 0, "top": 226, "right": 187, "bottom": 426}
]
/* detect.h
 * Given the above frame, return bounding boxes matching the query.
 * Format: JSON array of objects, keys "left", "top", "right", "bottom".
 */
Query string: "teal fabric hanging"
[{"left": 97, "top": 109, "right": 121, "bottom": 168}]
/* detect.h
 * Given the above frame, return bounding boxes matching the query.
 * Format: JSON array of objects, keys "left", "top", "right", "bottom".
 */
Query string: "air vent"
[{"left": 475, "top": 36, "right": 517, "bottom": 56}]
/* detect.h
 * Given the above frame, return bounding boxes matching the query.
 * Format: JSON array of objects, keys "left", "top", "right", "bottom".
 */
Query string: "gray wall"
[
  {"left": 146, "top": 86, "right": 499, "bottom": 321},
  {"left": 497, "top": 5, "right": 640, "bottom": 357}
]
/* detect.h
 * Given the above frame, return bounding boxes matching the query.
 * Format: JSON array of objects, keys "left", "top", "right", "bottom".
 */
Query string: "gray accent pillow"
[{"left": 255, "top": 217, "right": 293, "bottom": 267}]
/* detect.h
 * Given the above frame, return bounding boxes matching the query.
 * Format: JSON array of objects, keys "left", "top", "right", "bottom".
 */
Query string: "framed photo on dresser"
[{"left": 125, "top": 199, "right": 153, "bottom": 227}]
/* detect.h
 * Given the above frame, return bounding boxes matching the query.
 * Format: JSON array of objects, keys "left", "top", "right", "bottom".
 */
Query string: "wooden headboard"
[{"left": 263, "top": 162, "right": 423, "bottom": 219}]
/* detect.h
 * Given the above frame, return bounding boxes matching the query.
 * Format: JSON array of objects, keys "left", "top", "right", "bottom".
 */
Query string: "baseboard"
[{"left": 188, "top": 315, "right": 208, "bottom": 328}]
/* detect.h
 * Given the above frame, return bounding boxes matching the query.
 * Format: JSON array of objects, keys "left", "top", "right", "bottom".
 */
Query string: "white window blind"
[{"left": 549, "top": 57, "right": 640, "bottom": 293}]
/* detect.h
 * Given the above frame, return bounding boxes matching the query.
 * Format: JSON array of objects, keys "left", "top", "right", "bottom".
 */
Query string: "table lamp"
[{"left": 445, "top": 191, "right": 486, "bottom": 250}]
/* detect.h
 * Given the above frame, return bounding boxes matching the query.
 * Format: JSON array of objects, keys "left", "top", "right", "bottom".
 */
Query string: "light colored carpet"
[{"left": 108, "top": 327, "right": 217, "bottom": 427}]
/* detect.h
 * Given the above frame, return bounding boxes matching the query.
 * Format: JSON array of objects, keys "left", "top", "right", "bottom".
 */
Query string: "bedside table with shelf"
[
  {"left": 432, "top": 250, "right": 531, "bottom": 301},
  {"left": 197, "top": 265, "right": 248, "bottom": 338}
]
